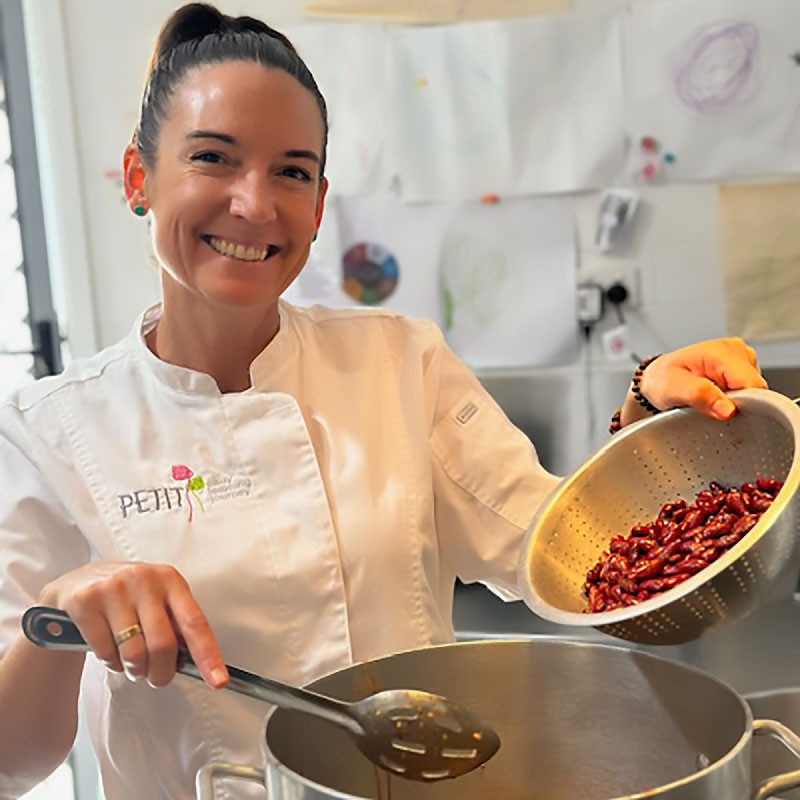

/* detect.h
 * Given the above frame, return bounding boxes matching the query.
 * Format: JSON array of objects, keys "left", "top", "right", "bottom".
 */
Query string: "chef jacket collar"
[{"left": 132, "top": 301, "right": 298, "bottom": 396}]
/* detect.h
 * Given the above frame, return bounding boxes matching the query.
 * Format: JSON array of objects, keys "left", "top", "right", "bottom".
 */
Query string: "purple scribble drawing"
[{"left": 671, "top": 21, "right": 761, "bottom": 114}]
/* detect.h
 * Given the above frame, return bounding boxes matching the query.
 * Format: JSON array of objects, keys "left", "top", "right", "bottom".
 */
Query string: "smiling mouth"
[{"left": 203, "top": 235, "right": 281, "bottom": 262}]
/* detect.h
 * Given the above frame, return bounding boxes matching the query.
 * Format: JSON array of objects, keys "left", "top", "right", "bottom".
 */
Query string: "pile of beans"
[{"left": 583, "top": 477, "right": 783, "bottom": 613}]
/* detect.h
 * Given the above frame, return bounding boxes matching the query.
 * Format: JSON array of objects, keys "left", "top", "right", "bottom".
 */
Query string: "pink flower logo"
[{"left": 171, "top": 464, "right": 205, "bottom": 521}]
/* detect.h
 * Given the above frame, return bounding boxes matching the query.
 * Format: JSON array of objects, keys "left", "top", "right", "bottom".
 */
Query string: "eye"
[
  {"left": 190, "top": 151, "right": 226, "bottom": 164},
  {"left": 281, "top": 165, "right": 312, "bottom": 182}
]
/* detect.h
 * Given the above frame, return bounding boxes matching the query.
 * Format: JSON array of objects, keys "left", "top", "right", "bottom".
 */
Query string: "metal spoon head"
[{"left": 351, "top": 689, "right": 500, "bottom": 782}]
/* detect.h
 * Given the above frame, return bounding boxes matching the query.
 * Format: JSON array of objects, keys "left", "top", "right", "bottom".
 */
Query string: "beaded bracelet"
[
  {"left": 631, "top": 354, "right": 662, "bottom": 413},
  {"left": 608, "top": 354, "right": 662, "bottom": 435}
]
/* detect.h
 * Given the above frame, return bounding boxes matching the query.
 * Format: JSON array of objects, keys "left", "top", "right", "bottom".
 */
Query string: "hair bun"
[
  {"left": 153, "top": 3, "right": 297, "bottom": 65},
  {"left": 155, "top": 3, "right": 225, "bottom": 62}
]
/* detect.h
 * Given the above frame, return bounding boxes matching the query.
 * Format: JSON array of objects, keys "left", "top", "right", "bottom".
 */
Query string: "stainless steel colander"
[{"left": 518, "top": 388, "right": 800, "bottom": 645}]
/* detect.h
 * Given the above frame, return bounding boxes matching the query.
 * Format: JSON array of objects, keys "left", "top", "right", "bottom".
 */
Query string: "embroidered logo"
[
  {"left": 117, "top": 465, "right": 252, "bottom": 521},
  {"left": 171, "top": 464, "right": 205, "bottom": 522}
]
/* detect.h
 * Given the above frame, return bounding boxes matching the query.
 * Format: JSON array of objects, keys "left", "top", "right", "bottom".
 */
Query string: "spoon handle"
[{"left": 22, "top": 606, "right": 361, "bottom": 734}]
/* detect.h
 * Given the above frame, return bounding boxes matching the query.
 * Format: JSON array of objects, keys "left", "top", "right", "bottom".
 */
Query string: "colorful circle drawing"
[{"left": 341, "top": 242, "right": 399, "bottom": 305}]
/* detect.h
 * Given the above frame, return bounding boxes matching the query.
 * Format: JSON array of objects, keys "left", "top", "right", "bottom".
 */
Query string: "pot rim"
[{"left": 260, "top": 638, "right": 756, "bottom": 800}]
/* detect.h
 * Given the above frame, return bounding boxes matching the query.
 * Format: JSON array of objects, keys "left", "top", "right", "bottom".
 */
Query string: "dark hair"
[{"left": 135, "top": 3, "right": 328, "bottom": 178}]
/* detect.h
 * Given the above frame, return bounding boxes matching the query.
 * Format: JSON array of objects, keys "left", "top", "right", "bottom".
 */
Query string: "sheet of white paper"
[
  {"left": 439, "top": 197, "right": 579, "bottom": 368},
  {"left": 285, "top": 196, "right": 579, "bottom": 369},
  {"left": 285, "top": 23, "right": 393, "bottom": 195},
  {"left": 719, "top": 183, "right": 800, "bottom": 342},
  {"left": 303, "top": 0, "right": 570, "bottom": 23},
  {"left": 389, "top": 13, "right": 625, "bottom": 202},
  {"left": 283, "top": 194, "right": 452, "bottom": 325},
  {"left": 624, "top": 0, "right": 800, "bottom": 182}
]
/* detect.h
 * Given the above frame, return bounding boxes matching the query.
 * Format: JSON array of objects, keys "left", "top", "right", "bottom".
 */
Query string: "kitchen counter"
[{"left": 453, "top": 580, "right": 800, "bottom": 696}]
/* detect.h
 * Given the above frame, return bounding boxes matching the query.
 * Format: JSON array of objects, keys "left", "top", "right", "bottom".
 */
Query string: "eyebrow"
[{"left": 186, "top": 131, "right": 320, "bottom": 163}]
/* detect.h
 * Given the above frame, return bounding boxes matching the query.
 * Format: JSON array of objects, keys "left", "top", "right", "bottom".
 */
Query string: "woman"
[{"left": 0, "top": 4, "right": 766, "bottom": 799}]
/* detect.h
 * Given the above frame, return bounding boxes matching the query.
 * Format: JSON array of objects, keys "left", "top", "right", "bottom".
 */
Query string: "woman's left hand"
[{"left": 621, "top": 337, "right": 767, "bottom": 427}]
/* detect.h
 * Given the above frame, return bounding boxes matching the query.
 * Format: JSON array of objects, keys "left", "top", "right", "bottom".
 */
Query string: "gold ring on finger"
[{"left": 113, "top": 623, "right": 144, "bottom": 647}]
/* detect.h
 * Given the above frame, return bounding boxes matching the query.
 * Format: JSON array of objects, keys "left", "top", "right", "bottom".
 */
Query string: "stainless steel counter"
[{"left": 453, "top": 582, "right": 800, "bottom": 695}]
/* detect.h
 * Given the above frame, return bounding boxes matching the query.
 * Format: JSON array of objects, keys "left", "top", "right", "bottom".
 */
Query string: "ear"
[
  {"left": 123, "top": 143, "right": 148, "bottom": 208},
  {"left": 314, "top": 177, "right": 328, "bottom": 231}
]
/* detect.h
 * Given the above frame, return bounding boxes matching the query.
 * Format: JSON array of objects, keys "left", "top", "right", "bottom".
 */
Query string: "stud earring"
[{"left": 133, "top": 205, "right": 147, "bottom": 217}]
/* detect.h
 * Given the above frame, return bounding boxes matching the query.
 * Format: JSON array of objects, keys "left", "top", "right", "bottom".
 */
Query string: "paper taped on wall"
[
  {"left": 719, "top": 182, "right": 800, "bottom": 342},
  {"left": 302, "top": 0, "right": 569, "bottom": 23}
]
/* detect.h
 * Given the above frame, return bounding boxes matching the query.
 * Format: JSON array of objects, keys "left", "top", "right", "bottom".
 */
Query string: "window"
[
  {"left": 0, "top": 0, "right": 60, "bottom": 397},
  {"left": 0, "top": 0, "right": 84, "bottom": 797}
]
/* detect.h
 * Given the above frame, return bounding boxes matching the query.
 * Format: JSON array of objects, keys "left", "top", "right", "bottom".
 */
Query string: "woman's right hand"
[{"left": 37, "top": 561, "right": 228, "bottom": 689}]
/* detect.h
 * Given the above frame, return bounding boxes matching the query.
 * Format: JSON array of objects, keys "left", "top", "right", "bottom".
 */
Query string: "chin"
[{"left": 202, "top": 281, "right": 283, "bottom": 312}]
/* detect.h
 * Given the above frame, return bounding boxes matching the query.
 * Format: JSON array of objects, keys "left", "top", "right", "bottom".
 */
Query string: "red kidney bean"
[
  {"left": 714, "top": 531, "right": 743, "bottom": 550},
  {"left": 679, "top": 507, "right": 711, "bottom": 533},
  {"left": 668, "top": 556, "right": 708, "bottom": 574},
  {"left": 639, "top": 575, "right": 690, "bottom": 593},
  {"left": 585, "top": 563, "right": 602, "bottom": 583},
  {"left": 588, "top": 584, "right": 606, "bottom": 611},
  {"left": 609, "top": 534, "right": 630, "bottom": 555},
  {"left": 744, "top": 492, "right": 773, "bottom": 513},
  {"left": 659, "top": 499, "right": 687, "bottom": 519},
  {"left": 725, "top": 490, "right": 748, "bottom": 516},
  {"left": 582, "top": 477, "right": 782, "bottom": 612},
  {"left": 757, "top": 477, "right": 783, "bottom": 495},
  {"left": 700, "top": 516, "right": 734, "bottom": 539},
  {"left": 731, "top": 513, "right": 759, "bottom": 537}
]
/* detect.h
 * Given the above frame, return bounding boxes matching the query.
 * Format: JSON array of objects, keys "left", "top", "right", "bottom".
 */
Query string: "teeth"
[{"left": 208, "top": 236, "right": 271, "bottom": 262}]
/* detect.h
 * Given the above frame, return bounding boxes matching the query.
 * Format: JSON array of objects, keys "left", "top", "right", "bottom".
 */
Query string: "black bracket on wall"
[{"left": 0, "top": 318, "right": 62, "bottom": 377}]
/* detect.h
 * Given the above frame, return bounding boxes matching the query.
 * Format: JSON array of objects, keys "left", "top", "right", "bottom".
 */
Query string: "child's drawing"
[{"left": 670, "top": 20, "right": 761, "bottom": 114}]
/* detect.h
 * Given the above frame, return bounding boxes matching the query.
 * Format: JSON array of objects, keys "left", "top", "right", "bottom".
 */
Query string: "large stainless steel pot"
[
  {"left": 746, "top": 689, "right": 800, "bottom": 799},
  {"left": 197, "top": 640, "right": 800, "bottom": 799}
]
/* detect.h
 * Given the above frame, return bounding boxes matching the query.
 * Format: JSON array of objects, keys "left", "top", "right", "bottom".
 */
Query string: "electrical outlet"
[{"left": 579, "top": 264, "right": 641, "bottom": 309}]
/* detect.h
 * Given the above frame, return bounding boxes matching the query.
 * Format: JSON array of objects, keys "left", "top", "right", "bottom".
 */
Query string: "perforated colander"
[{"left": 518, "top": 388, "right": 800, "bottom": 645}]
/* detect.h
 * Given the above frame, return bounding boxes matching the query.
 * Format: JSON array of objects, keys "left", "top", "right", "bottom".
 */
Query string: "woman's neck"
[{"left": 148, "top": 293, "right": 281, "bottom": 394}]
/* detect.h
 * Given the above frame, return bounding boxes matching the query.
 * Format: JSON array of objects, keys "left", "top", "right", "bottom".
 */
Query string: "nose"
[{"left": 229, "top": 171, "right": 278, "bottom": 223}]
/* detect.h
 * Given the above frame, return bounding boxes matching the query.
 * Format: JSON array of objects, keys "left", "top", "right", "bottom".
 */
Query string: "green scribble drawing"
[
  {"left": 439, "top": 233, "right": 514, "bottom": 333},
  {"left": 442, "top": 287, "right": 454, "bottom": 331}
]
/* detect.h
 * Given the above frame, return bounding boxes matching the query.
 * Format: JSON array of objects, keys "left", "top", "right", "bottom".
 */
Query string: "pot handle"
[
  {"left": 195, "top": 762, "right": 266, "bottom": 800},
  {"left": 751, "top": 719, "right": 800, "bottom": 800}
]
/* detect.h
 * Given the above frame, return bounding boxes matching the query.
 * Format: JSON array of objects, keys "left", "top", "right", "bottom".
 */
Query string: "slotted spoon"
[{"left": 22, "top": 605, "right": 500, "bottom": 782}]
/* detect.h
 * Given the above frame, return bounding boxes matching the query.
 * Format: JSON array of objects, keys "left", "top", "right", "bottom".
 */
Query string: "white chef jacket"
[{"left": 0, "top": 301, "right": 560, "bottom": 800}]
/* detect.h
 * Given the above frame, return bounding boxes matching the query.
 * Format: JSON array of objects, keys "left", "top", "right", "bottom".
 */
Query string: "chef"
[{"left": 0, "top": 4, "right": 768, "bottom": 799}]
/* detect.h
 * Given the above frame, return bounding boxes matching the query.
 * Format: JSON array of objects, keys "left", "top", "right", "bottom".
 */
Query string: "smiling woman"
[{"left": 122, "top": 5, "right": 329, "bottom": 392}]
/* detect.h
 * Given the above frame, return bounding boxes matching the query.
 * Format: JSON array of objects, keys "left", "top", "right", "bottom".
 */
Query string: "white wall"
[{"left": 22, "top": 0, "right": 800, "bottom": 370}]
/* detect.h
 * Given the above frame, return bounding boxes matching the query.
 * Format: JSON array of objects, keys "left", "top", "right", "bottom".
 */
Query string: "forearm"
[{"left": 0, "top": 634, "right": 84, "bottom": 797}]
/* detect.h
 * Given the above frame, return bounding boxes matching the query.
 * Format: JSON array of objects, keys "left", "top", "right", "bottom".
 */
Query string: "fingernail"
[
  {"left": 712, "top": 397, "right": 736, "bottom": 418},
  {"left": 123, "top": 662, "right": 139, "bottom": 682},
  {"left": 210, "top": 668, "right": 227, "bottom": 687}
]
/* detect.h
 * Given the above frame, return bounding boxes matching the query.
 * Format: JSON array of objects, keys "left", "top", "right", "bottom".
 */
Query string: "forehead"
[{"left": 162, "top": 60, "right": 323, "bottom": 151}]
